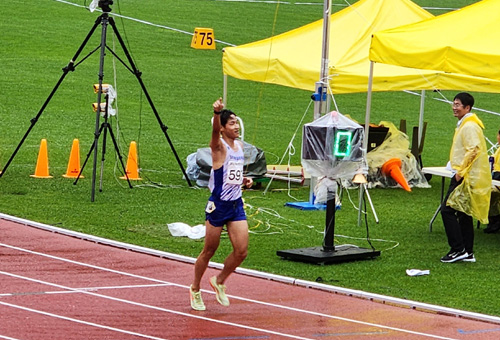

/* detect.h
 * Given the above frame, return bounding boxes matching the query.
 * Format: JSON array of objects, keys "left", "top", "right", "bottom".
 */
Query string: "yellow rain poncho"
[{"left": 447, "top": 114, "right": 491, "bottom": 224}]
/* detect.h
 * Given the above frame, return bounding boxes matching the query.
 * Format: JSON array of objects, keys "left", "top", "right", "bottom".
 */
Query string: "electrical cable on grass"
[{"left": 244, "top": 199, "right": 398, "bottom": 251}]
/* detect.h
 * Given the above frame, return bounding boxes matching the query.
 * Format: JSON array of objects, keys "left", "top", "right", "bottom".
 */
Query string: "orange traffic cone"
[
  {"left": 120, "top": 141, "right": 142, "bottom": 180},
  {"left": 30, "top": 139, "right": 53, "bottom": 178},
  {"left": 63, "top": 139, "right": 83, "bottom": 178},
  {"left": 381, "top": 158, "right": 411, "bottom": 192}
]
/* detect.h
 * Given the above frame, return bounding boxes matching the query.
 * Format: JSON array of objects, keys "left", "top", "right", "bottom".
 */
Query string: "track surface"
[{"left": 1, "top": 217, "right": 499, "bottom": 340}]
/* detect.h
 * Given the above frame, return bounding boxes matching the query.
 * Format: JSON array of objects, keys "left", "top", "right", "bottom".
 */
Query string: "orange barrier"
[
  {"left": 30, "top": 139, "right": 53, "bottom": 178},
  {"left": 63, "top": 139, "right": 83, "bottom": 178},
  {"left": 120, "top": 141, "right": 142, "bottom": 180},
  {"left": 381, "top": 158, "right": 411, "bottom": 192}
]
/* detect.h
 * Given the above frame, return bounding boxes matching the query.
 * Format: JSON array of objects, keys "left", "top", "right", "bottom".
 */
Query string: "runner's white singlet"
[{"left": 208, "top": 139, "right": 245, "bottom": 201}]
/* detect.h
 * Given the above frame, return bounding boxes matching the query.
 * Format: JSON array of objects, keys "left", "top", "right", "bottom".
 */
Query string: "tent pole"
[
  {"left": 363, "top": 62, "right": 374, "bottom": 152},
  {"left": 418, "top": 89, "right": 425, "bottom": 149},
  {"left": 358, "top": 61, "right": 375, "bottom": 226},
  {"left": 317, "top": 0, "right": 331, "bottom": 118},
  {"left": 309, "top": 0, "right": 331, "bottom": 205},
  {"left": 223, "top": 74, "right": 228, "bottom": 106}
]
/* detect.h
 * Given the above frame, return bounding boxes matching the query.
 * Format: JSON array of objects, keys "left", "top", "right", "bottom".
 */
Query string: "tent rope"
[
  {"left": 249, "top": 1, "right": 282, "bottom": 148},
  {"left": 263, "top": 100, "right": 313, "bottom": 199}
]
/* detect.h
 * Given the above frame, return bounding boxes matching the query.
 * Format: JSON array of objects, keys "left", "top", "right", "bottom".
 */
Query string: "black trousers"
[{"left": 441, "top": 176, "right": 474, "bottom": 253}]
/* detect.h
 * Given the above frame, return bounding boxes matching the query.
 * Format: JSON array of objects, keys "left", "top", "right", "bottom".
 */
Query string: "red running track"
[{"left": 0, "top": 215, "right": 499, "bottom": 340}]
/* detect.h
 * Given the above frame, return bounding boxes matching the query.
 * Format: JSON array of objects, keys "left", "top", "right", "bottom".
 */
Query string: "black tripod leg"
[
  {"left": 99, "top": 121, "right": 109, "bottom": 192},
  {"left": 105, "top": 124, "right": 133, "bottom": 189},
  {"left": 74, "top": 123, "right": 106, "bottom": 186},
  {"left": 0, "top": 16, "right": 103, "bottom": 178},
  {"left": 90, "top": 13, "right": 113, "bottom": 202},
  {"left": 98, "top": 96, "right": 112, "bottom": 192},
  {"left": 107, "top": 17, "right": 193, "bottom": 187}
]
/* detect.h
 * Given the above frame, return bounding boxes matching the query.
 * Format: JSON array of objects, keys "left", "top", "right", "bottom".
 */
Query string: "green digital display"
[{"left": 333, "top": 130, "right": 352, "bottom": 157}]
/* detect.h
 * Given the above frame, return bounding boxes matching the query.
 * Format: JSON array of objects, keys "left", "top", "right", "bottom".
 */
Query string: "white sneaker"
[
  {"left": 209, "top": 276, "right": 229, "bottom": 306},
  {"left": 462, "top": 253, "right": 476, "bottom": 263},
  {"left": 440, "top": 249, "right": 468, "bottom": 263},
  {"left": 190, "top": 285, "right": 206, "bottom": 311}
]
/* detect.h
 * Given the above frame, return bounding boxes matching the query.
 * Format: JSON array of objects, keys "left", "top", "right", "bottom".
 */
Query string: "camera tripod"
[
  {"left": 0, "top": 3, "right": 192, "bottom": 201},
  {"left": 74, "top": 93, "right": 131, "bottom": 193}
]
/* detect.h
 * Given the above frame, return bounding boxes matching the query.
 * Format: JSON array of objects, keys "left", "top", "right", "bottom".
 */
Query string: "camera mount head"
[{"left": 98, "top": 0, "right": 113, "bottom": 13}]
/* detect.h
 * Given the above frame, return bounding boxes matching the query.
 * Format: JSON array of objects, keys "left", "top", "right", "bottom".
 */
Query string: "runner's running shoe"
[
  {"left": 209, "top": 276, "right": 230, "bottom": 306},
  {"left": 190, "top": 285, "right": 206, "bottom": 311}
]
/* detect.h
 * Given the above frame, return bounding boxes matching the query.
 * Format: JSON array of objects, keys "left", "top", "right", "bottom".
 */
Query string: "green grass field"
[{"left": 1, "top": 0, "right": 499, "bottom": 317}]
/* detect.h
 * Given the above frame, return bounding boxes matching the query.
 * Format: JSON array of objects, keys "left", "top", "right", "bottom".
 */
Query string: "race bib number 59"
[{"left": 227, "top": 161, "right": 244, "bottom": 185}]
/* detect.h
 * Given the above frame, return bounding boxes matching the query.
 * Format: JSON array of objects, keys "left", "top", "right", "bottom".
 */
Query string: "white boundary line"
[
  {"left": 0, "top": 299, "right": 169, "bottom": 340},
  {"left": 0, "top": 335, "right": 21, "bottom": 340},
  {"left": 1, "top": 211, "right": 499, "bottom": 327},
  {"left": 54, "top": 0, "right": 236, "bottom": 46},
  {"left": 56, "top": 0, "right": 459, "bottom": 12},
  {"left": 404, "top": 90, "right": 500, "bottom": 117},
  {"left": 0, "top": 283, "right": 171, "bottom": 298},
  {"left": 0, "top": 270, "right": 315, "bottom": 340},
  {"left": 0, "top": 250, "right": 458, "bottom": 340}
]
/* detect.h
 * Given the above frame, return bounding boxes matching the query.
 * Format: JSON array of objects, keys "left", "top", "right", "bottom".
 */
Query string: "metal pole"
[
  {"left": 358, "top": 61, "right": 375, "bottom": 226},
  {"left": 418, "top": 90, "right": 425, "bottom": 148},
  {"left": 91, "top": 13, "right": 110, "bottom": 202},
  {"left": 318, "top": 0, "right": 331, "bottom": 118},
  {"left": 323, "top": 188, "right": 336, "bottom": 252},
  {"left": 223, "top": 74, "right": 228, "bottom": 106},
  {"left": 308, "top": 0, "right": 332, "bottom": 205}
]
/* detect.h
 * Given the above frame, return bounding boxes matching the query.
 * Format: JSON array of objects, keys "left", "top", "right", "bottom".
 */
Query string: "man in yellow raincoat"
[{"left": 440, "top": 92, "right": 491, "bottom": 263}]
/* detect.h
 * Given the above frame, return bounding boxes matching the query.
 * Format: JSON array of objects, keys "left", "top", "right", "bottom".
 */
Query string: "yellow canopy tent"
[
  {"left": 223, "top": 0, "right": 500, "bottom": 95},
  {"left": 223, "top": 0, "right": 500, "bottom": 220},
  {"left": 369, "top": 0, "right": 500, "bottom": 83}
]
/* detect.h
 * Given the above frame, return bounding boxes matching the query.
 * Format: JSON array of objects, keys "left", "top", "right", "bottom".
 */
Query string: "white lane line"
[
  {"left": 0, "top": 242, "right": 178, "bottom": 285},
  {"left": 0, "top": 335, "right": 22, "bottom": 340},
  {"left": 0, "top": 283, "right": 171, "bottom": 297},
  {"left": 0, "top": 242, "right": 459, "bottom": 340},
  {"left": 0, "top": 300, "right": 169, "bottom": 340},
  {"left": 214, "top": 295, "right": 459, "bottom": 340},
  {"left": 0, "top": 270, "right": 316, "bottom": 340},
  {"left": 54, "top": 0, "right": 235, "bottom": 46}
]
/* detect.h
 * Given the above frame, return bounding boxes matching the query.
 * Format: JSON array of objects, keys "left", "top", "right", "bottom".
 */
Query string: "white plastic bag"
[{"left": 167, "top": 222, "right": 206, "bottom": 239}]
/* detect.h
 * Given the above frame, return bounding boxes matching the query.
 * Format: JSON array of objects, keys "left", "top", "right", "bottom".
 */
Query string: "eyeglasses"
[{"left": 452, "top": 102, "right": 463, "bottom": 108}]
